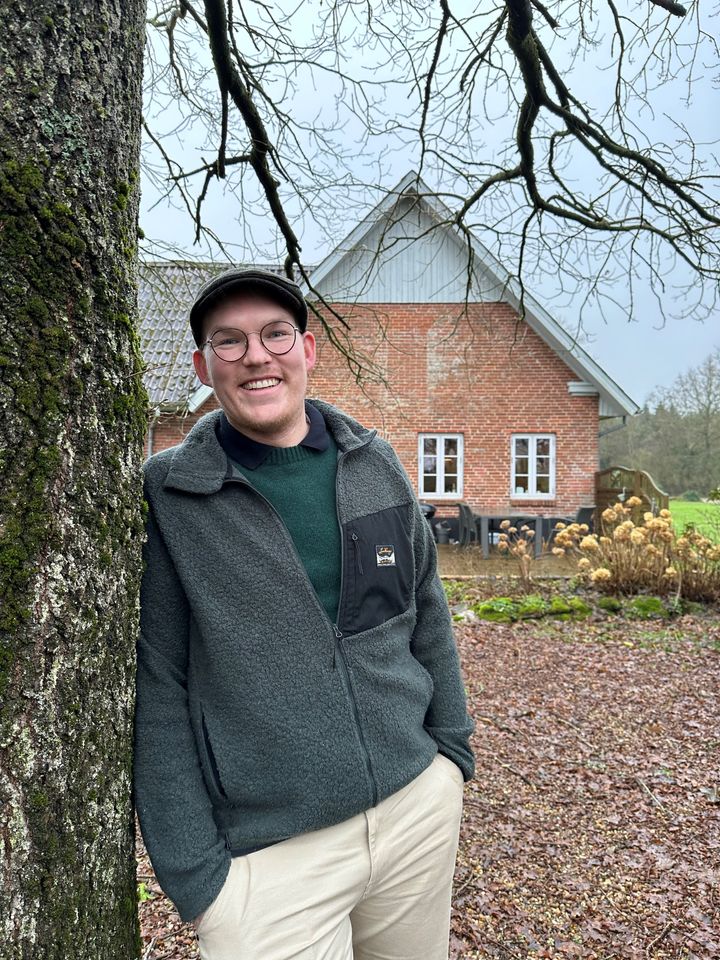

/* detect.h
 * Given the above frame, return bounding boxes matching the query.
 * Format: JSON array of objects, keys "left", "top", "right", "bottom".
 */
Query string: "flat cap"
[{"left": 190, "top": 268, "right": 308, "bottom": 345}]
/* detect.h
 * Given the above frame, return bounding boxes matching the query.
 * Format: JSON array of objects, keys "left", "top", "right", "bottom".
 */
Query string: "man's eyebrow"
[{"left": 209, "top": 317, "right": 293, "bottom": 334}]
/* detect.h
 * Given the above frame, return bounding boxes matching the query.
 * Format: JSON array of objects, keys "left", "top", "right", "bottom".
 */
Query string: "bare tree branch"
[{"left": 141, "top": 0, "right": 720, "bottom": 366}]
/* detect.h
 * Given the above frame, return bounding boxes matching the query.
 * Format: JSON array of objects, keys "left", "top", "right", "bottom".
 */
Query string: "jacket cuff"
[{"left": 426, "top": 726, "right": 476, "bottom": 782}]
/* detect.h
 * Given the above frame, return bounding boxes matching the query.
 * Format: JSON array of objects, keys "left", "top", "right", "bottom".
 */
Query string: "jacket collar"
[
  {"left": 163, "top": 399, "right": 376, "bottom": 495},
  {"left": 218, "top": 402, "right": 330, "bottom": 470}
]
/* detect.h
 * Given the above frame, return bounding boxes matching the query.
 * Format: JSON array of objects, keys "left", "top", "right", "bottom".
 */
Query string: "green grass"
[{"left": 668, "top": 499, "right": 720, "bottom": 541}]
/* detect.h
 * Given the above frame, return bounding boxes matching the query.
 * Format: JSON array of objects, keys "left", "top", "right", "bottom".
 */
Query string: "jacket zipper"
[
  {"left": 225, "top": 452, "right": 378, "bottom": 807},
  {"left": 334, "top": 456, "right": 377, "bottom": 806}
]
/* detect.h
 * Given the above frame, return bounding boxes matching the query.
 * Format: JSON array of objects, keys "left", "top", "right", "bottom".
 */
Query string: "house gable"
[
  {"left": 309, "top": 194, "right": 504, "bottom": 304},
  {"left": 307, "top": 172, "right": 638, "bottom": 420}
]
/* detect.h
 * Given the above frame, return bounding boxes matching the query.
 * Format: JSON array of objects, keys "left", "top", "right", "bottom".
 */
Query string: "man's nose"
[{"left": 242, "top": 331, "right": 272, "bottom": 363}]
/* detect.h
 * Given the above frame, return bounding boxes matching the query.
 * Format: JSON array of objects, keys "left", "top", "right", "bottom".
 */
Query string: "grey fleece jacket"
[{"left": 134, "top": 400, "right": 475, "bottom": 922}]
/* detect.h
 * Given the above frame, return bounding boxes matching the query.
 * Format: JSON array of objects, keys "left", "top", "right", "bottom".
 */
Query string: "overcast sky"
[{"left": 139, "top": 1, "right": 719, "bottom": 408}]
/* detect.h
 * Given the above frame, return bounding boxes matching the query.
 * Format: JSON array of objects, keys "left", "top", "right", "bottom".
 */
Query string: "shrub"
[
  {"left": 708, "top": 487, "right": 720, "bottom": 503},
  {"left": 496, "top": 521, "right": 536, "bottom": 590},
  {"left": 552, "top": 497, "right": 720, "bottom": 602},
  {"left": 442, "top": 579, "right": 468, "bottom": 604},
  {"left": 681, "top": 490, "right": 703, "bottom": 501}
]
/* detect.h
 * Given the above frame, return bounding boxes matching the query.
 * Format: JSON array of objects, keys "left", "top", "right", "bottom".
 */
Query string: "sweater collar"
[
  {"left": 162, "top": 399, "right": 376, "bottom": 494},
  {"left": 217, "top": 402, "right": 329, "bottom": 470}
]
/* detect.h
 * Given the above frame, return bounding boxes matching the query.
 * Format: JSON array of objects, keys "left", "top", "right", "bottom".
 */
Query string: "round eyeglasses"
[{"left": 203, "top": 320, "right": 300, "bottom": 362}]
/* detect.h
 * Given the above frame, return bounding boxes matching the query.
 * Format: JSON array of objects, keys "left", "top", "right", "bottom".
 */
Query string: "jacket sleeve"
[
  {"left": 409, "top": 501, "right": 476, "bottom": 781},
  {"left": 134, "top": 499, "right": 231, "bottom": 922}
]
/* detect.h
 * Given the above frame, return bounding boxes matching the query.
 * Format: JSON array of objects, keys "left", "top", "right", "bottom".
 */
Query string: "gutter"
[{"left": 598, "top": 416, "right": 628, "bottom": 439}]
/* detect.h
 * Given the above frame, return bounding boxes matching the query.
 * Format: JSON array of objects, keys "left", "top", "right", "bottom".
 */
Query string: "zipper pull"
[
  {"left": 333, "top": 624, "right": 342, "bottom": 669},
  {"left": 351, "top": 532, "right": 364, "bottom": 574}
]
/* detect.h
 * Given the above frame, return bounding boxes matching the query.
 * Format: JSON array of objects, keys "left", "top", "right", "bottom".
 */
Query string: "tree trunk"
[{"left": 0, "top": 1, "right": 146, "bottom": 956}]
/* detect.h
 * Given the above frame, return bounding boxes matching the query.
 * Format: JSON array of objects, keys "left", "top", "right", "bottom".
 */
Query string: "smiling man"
[{"left": 134, "top": 268, "right": 475, "bottom": 960}]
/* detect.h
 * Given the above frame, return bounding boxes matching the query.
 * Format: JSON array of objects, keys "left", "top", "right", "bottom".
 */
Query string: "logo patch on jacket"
[{"left": 375, "top": 544, "right": 396, "bottom": 567}]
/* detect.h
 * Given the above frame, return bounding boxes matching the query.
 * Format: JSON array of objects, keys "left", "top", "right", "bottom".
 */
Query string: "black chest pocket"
[{"left": 340, "top": 503, "right": 414, "bottom": 634}]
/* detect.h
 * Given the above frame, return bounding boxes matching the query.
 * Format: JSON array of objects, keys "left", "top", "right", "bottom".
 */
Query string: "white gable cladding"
[{"left": 312, "top": 198, "right": 505, "bottom": 303}]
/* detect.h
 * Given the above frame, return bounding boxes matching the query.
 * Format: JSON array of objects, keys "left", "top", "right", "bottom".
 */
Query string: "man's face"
[{"left": 192, "top": 294, "right": 316, "bottom": 446}]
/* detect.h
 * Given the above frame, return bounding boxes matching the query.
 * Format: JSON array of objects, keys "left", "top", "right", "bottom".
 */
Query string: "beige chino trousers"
[{"left": 196, "top": 753, "right": 465, "bottom": 960}]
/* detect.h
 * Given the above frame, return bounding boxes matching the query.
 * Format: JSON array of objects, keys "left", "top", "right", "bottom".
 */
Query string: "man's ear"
[
  {"left": 193, "top": 348, "right": 212, "bottom": 386},
  {"left": 302, "top": 331, "right": 316, "bottom": 374}
]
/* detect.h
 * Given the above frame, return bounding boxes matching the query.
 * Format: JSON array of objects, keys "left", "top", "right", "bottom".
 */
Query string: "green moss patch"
[
  {"left": 626, "top": 595, "right": 669, "bottom": 619},
  {"left": 472, "top": 594, "right": 591, "bottom": 623}
]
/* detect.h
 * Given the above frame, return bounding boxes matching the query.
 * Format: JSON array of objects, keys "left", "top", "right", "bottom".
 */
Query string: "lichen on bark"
[{"left": 0, "top": 1, "right": 147, "bottom": 956}]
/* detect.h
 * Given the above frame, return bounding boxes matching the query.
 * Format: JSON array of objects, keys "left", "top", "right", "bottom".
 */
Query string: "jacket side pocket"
[{"left": 202, "top": 711, "right": 229, "bottom": 801}]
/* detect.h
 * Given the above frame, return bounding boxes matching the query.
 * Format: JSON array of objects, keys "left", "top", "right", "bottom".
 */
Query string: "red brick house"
[{"left": 139, "top": 173, "right": 637, "bottom": 520}]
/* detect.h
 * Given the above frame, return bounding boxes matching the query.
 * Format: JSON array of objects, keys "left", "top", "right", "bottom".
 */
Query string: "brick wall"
[{"left": 146, "top": 302, "right": 598, "bottom": 516}]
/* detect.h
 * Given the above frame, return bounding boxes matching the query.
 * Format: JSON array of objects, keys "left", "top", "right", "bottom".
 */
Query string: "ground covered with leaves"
[
  {"left": 451, "top": 610, "right": 719, "bottom": 959},
  {"left": 137, "top": 601, "right": 719, "bottom": 959}
]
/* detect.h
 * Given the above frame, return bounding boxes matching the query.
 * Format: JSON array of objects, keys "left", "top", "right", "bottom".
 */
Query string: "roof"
[{"left": 138, "top": 173, "right": 638, "bottom": 417}]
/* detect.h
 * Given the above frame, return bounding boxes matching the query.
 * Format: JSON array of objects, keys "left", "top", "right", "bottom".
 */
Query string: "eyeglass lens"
[{"left": 209, "top": 321, "right": 298, "bottom": 361}]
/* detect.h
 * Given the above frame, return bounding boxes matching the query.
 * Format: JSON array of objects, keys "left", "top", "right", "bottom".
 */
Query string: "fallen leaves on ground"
[
  {"left": 136, "top": 841, "right": 199, "bottom": 960},
  {"left": 451, "top": 613, "right": 719, "bottom": 959},
  {"left": 137, "top": 613, "right": 719, "bottom": 959}
]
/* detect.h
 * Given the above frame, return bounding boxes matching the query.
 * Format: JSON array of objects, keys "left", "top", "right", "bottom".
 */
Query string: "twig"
[
  {"left": 477, "top": 714, "right": 517, "bottom": 735},
  {"left": 142, "top": 936, "right": 158, "bottom": 960},
  {"left": 634, "top": 776, "right": 668, "bottom": 812},
  {"left": 550, "top": 713, "right": 598, "bottom": 751},
  {"left": 646, "top": 922, "right": 672, "bottom": 957},
  {"left": 453, "top": 873, "right": 476, "bottom": 897},
  {"left": 488, "top": 753, "right": 537, "bottom": 789}
]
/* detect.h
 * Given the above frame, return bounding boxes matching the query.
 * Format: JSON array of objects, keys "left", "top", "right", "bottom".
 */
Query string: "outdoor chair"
[
  {"left": 542, "top": 507, "right": 595, "bottom": 546},
  {"left": 456, "top": 502, "right": 479, "bottom": 547},
  {"left": 574, "top": 506, "right": 595, "bottom": 532}
]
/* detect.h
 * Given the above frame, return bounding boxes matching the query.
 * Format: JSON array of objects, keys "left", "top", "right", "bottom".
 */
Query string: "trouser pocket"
[{"left": 197, "top": 857, "right": 247, "bottom": 941}]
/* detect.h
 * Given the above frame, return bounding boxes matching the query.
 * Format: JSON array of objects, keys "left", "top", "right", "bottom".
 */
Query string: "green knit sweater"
[{"left": 231, "top": 437, "right": 341, "bottom": 623}]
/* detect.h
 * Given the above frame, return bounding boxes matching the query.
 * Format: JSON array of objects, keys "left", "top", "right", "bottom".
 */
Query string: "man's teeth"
[{"left": 242, "top": 378, "right": 281, "bottom": 390}]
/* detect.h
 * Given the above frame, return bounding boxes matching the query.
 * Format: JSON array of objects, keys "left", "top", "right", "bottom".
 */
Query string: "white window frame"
[
  {"left": 510, "top": 433, "right": 556, "bottom": 499},
  {"left": 418, "top": 433, "right": 464, "bottom": 499}
]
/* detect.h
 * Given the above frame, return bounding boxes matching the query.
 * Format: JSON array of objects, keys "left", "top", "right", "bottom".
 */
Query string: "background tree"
[
  {"left": 600, "top": 347, "right": 720, "bottom": 495},
  {"left": 0, "top": 1, "right": 146, "bottom": 956},
  {"left": 143, "top": 0, "right": 720, "bottom": 347}
]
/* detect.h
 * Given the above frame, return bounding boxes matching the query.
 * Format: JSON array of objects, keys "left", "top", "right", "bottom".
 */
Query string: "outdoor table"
[{"left": 475, "top": 514, "right": 543, "bottom": 559}]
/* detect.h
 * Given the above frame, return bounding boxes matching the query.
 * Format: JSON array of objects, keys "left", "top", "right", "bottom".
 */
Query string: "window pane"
[
  {"left": 424, "top": 476, "right": 437, "bottom": 493},
  {"left": 536, "top": 457, "right": 550, "bottom": 474},
  {"left": 423, "top": 438, "right": 437, "bottom": 456},
  {"left": 515, "top": 475, "right": 529, "bottom": 493},
  {"left": 445, "top": 476, "right": 458, "bottom": 493},
  {"left": 444, "top": 438, "right": 457, "bottom": 457},
  {"left": 515, "top": 457, "right": 528, "bottom": 475},
  {"left": 444, "top": 456, "right": 457, "bottom": 472},
  {"left": 536, "top": 438, "right": 550, "bottom": 456},
  {"left": 536, "top": 475, "right": 550, "bottom": 494},
  {"left": 515, "top": 438, "right": 528, "bottom": 456},
  {"left": 423, "top": 456, "right": 437, "bottom": 474}
]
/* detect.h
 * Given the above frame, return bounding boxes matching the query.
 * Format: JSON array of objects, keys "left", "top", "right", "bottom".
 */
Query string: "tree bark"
[{"left": 0, "top": 1, "right": 146, "bottom": 956}]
